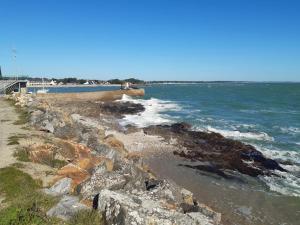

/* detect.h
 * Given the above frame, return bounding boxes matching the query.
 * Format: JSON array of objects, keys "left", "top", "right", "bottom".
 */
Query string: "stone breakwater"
[
  {"left": 8, "top": 92, "right": 221, "bottom": 225},
  {"left": 36, "top": 88, "right": 145, "bottom": 101}
]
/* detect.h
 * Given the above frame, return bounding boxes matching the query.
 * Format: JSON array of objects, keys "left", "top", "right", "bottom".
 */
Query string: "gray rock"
[
  {"left": 41, "top": 120, "right": 55, "bottom": 133},
  {"left": 46, "top": 195, "right": 88, "bottom": 220},
  {"left": 44, "top": 177, "right": 72, "bottom": 196},
  {"left": 80, "top": 162, "right": 127, "bottom": 198},
  {"left": 97, "top": 189, "right": 218, "bottom": 225}
]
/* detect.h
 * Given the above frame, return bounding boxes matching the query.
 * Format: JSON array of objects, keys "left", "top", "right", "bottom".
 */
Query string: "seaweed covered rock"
[
  {"left": 99, "top": 101, "right": 145, "bottom": 117},
  {"left": 144, "top": 123, "right": 286, "bottom": 177}
]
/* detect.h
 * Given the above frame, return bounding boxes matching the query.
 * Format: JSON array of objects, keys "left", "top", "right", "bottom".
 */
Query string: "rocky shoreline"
[
  {"left": 7, "top": 92, "right": 292, "bottom": 225},
  {"left": 8, "top": 93, "right": 221, "bottom": 225}
]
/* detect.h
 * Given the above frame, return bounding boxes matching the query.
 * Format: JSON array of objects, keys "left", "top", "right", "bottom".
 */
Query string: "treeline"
[
  {"left": 0, "top": 75, "right": 145, "bottom": 85},
  {"left": 107, "top": 78, "right": 144, "bottom": 84}
]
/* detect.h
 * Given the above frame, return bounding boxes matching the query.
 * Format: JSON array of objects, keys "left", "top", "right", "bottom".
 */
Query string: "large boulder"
[
  {"left": 97, "top": 189, "right": 220, "bottom": 225},
  {"left": 46, "top": 195, "right": 88, "bottom": 220},
  {"left": 44, "top": 177, "right": 72, "bottom": 196}
]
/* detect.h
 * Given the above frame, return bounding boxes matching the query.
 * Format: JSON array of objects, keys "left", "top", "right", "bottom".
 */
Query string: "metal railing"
[{"left": 0, "top": 80, "right": 22, "bottom": 94}]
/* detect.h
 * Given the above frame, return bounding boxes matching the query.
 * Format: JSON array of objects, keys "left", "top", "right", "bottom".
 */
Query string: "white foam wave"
[
  {"left": 260, "top": 170, "right": 300, "bottom": 197},
  {"left": 254, "top": 145, "right": 300, "bottom": 197},
  {"left": 279, "top": 126, "right": 300, "bottom": 134},
  {"left": 196, "top": 126, "right": 274, "bottom": 141},
  {"left": 118, "top": 94, "right": 181, "bottom": 128},
  {"left": 255, "top": 145, "right": 300, "bottom": 165}
]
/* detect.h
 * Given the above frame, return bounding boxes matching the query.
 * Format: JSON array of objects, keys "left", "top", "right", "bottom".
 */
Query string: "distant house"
[
  {"left": 28, "top": 79, "right": 57, "bottom": 86},
  {"left": 50, "top": 80, "right": 57, "bottom": 86}
]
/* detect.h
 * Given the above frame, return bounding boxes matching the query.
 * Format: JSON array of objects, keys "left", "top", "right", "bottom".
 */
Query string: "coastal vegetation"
[
  {"left": 0, "top": 166, "right": 103, "bottom": 225},
  {"left": 0, "top": 166, "right": 60, "bottom": 225},
  {"left": 5, "top": 98, "right": 30, "bottom": 125},
  {"left": 7, "top": 134, "right": 26, "bottom": 145}
]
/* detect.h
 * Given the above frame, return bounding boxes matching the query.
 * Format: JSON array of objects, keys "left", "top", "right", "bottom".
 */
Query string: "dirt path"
[{"left": 0, "top": 97, "right": 26, "bottom": 168}]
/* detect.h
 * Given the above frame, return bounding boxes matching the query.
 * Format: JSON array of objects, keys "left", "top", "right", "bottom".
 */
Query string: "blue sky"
[{"left": 0, "top": 0, "right": 299, "bottom": 81}]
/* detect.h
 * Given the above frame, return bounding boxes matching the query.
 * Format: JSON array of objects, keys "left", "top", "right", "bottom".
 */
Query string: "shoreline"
[{"left": 2, "top": 90, "right": 299, "bottom": 225}]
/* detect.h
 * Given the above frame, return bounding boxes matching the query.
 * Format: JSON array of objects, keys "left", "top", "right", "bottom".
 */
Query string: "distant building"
[{"left": 27, "top": 80, "right": 57, "bottom": 86}]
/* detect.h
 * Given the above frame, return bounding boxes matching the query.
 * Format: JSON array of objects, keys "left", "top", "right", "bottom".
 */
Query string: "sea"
[{"left": 30, "top": 82, "right": 300, "bottom": 224}]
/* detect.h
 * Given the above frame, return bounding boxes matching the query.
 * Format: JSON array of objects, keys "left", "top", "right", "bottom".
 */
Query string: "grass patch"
[
  {"left": 51, "top": 159, "right": 68, "bottom": 169},
  {"left": 21, "top": 126, "right": 31, "bottom": 130},
  {"left": 8, "top": 134, "right": 26, "bottom": 145},
  {"left": 0, "top": 119, "right": 10, "bottom": 122},
  {"left": 11, "top": 162, "right": 26, "bottom": 168},
  {"left": 0, "top": 167, "right": 40, "bottom": 201},
  {"left": 69, "top": 210, "right": 103, "bottom": 225},
  {"left": 5, "top": 98, "right": 30, "bottom": 125},
  {"left": 0, "top": 167, "right": 103, "bottom": 225},
  {"left": 0, "top": 167, "right": 62, "bottom": 225},
  {"left": 14, "top": 147, "right": 30, "bottom": 162},
  {"left": 13, "top": 107, "right": 30, "bottom": 125},
  {"left": 14, "top": 147, "right": 67, "bottom": 168}
]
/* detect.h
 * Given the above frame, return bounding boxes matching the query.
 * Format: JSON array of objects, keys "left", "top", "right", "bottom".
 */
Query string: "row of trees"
[{"left": 0, "top": 73, "right": 145, "bottom": 85}]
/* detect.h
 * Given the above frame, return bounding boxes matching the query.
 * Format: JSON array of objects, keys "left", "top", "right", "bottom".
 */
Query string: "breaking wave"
[
  {"left": 195, "top": 125, "right": 274, "bottom": 141},
  {"left": 118, "top": 94, "right": 181, "bottom": 128}
]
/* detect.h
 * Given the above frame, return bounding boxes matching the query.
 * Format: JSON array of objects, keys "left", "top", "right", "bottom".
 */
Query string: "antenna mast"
[{"left": 12, "top": 47, "right": 17, "bottom": 80}]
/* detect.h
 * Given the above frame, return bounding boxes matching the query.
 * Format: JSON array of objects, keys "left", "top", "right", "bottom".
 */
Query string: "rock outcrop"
[
  {"left": 46, "top": 195, "right": 88, "bottom": 220},
  {"left": 99, "top": 101, "right": 145, "bottom": 118},
  {"left": 44, "top": 177, "right": 72, "bottom": 196},
  {"left": 97, "top": 189, "right": 219, "bottom": 225},
  {"left": 144, "top": 122, "right": 286, "bottom": 177}
]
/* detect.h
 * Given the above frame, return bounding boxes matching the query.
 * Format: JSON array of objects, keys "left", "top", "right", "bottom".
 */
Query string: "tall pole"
[{"left": 12, "top": 48, "right": 17, "bottom": 80}]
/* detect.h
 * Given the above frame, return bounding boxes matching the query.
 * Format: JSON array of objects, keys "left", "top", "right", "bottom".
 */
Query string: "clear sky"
[{"left": 0, "top": 0, "right": 299, "bottom": 81}]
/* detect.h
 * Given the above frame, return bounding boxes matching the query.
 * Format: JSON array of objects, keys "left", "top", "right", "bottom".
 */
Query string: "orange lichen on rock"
[
  {"left": 56, "top": 140, "right": 91, "bottom": 160},
  {"left": 104, "top": 135, "right": 128, "bottom": 155},
  {"left": 76, "top": 157, "right": 104, "bottom": 171},
  {"left": 57, "top": 163, "right": 90, "bottom": 191}
]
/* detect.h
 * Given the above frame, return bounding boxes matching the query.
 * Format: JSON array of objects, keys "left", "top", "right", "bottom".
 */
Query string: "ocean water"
[{"left": 120, "top": 82, "right": 300, "bottom": 198}]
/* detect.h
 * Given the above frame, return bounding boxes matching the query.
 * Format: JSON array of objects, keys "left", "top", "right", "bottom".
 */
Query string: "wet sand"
[{"left": 145, "top": 152, "right": 300, "bottom": 225}]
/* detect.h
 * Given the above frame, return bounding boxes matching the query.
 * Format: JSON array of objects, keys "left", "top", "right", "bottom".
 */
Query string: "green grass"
[
  {"left": 14, "top": 147, "right": 67, "bottom": 168},
  {"left": 5, "top": 98, "right": 30, "bottom": 125},
  {"left": 51, "top": 159, "right": 68, "bottom": 168},
  {"left": 14, "top": 107, "right": 30, "bottom": 125},
  {"left": 14, "top": 147, "right": 31, "bottom": 162},
  {"left": 69, "top": 210, "right": 103, "bottom": 225},
  {"left": 11, "top": 162, "right": 26, "bottom": 168},
  {"left": 0, "top": 167, "right": 62, "bottom": 225},
  {"left": 0, "top": 167, "right": 103, "bottom": 225},
  {"left": 0, "top": 167, "right": 40, "bottom": 201},
  {"left": 8, "top": 134, "right": 26, "bottom": 145},
  {"left": 0, "top": 119, "right": 10, "bottom": 122}
]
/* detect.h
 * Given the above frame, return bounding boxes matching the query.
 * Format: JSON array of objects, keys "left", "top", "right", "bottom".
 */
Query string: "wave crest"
[{"left": 118, "top": 94, "right": 181, "bottom": 128}]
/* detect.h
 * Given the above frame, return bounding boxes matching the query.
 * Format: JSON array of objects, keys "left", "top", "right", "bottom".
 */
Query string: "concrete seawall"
[{"left": 36, "top": 89, "right": 145, "bottom": 101}]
